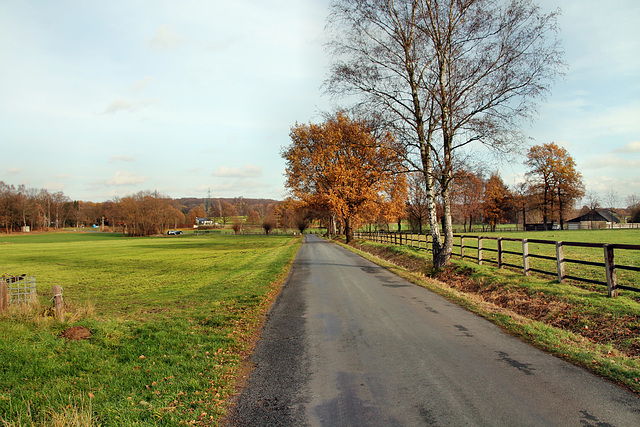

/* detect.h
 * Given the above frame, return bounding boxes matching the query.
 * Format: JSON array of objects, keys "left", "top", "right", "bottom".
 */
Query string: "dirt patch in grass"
[
  {"left": 350, "top": 241, "right": 640, "bottom": 359},
  {"left": 60, "top": 326, "right": 92, "bottom": 341}
]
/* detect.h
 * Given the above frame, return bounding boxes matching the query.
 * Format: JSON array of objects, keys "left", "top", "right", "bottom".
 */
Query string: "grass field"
[
  {"left": 0, "top": 232, "right": 301, "bottom": 426},
  {"left": 386, "top": 229, "right": 640, "bottom": 296}
]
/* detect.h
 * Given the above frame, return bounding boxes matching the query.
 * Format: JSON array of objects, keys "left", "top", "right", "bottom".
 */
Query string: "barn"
[{"left": 566, "top": 209, "right": 620, "bottom": 230}]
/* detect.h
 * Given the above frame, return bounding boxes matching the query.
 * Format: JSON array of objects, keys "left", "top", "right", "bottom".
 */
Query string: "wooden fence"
[{"left": 354, "top": 231, "right": 640, "bottom": 297}]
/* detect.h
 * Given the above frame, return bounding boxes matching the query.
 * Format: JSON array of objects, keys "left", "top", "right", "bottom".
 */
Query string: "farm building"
[
  {"left": 566, "top": 209, "right": 620, "bottom": 230},
  {"left": 195, "top": 217, "right": 214, "bottom": 227}
]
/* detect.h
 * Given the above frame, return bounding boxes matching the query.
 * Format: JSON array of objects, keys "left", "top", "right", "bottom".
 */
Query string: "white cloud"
[
  {"left": 147, "top": 25, "right": 188, "bottom": 51},
  {"left": 613, "top": 141, "right": 640, "bottom": 154},
  {"left": 101, "top": 98, "right": 158, "bottom": 115},
  {"left": 109, "top": 156, "right": 136, "bottom": 163},
  {"left": 212, "top": 164, "right": 262, "bottom": 178},
  {"left": 583, "top": 156, "right": 640, "bottom": 170},
  {"left": 105, "top": 171, "right": 148, "bottom": 186},
  {"left": 7, "top": 167, "right": 22, "bottom": 175},
  {"left": 55, "top": 174, "right": 70, "bottom": 179}
]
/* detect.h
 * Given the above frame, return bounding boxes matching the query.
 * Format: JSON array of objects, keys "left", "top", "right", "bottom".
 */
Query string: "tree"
[
  {"left": 326, "top": 0, "right": 564, "bottom": 268},
  {"left": 247, "top": 210, "right": 261, "bottom": 227},
  {"left": 188, "top": 206, "right": 205, "bottom": 225},
  {"left": 451, "top": 168, "right": 484, "bottom": 232},
  {"left": 282, "top": 112, "right": 405, "bottom": 243},
  {"left": 483, "top": 173, "right": 513, "bottom": 232},
  {"left": 219, "top": 201, "right": 237, "bottom": 225},
  {"left": 525, "top": 142, "right": 584, "bottom": 229},
  {"left": 406, "top": 173, "right": 429, "bottom": 233},
  {"left": 262, "top": 215, "right": 276, "bottom": 234},
  {"left": 604, "top": 188, "right": 619, "bottom": 210},
  {"left": 513, "top": 181, "right": 536, "bottom": 230}
]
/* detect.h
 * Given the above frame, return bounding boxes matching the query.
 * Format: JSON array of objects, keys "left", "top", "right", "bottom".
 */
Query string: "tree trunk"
[{"left": 344, "top": 217, "right": 353, "bottom": 244}]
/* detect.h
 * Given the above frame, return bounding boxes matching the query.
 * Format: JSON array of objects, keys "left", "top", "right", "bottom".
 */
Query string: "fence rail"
[{"left": 354, "top": 231, "right": 640, "bottom": 297}]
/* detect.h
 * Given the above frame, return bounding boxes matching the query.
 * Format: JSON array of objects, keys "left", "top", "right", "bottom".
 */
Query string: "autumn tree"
[
  {"left": 326, "top": 0, "right": 563, "bottom": 268},
  {"left": 188, "top": 206, "right": 206, "bottom": 225},
  {"left": 247, "top": 210, "right": 261, "bottom": 227},
  {"left": 483, "top": 173, "right": 513, "bottom": 232},
  {"left": 451, "top": 169, "right": 484, "bottom": 232},
  {"left": 282, "top": 112, "right": 405, "bottom": 243},
  {"left": 219, "top": 201, "right": 237, "bottom": 225},
  {"left": 525, "top": 142, "right": 584, "bottom": 229}
]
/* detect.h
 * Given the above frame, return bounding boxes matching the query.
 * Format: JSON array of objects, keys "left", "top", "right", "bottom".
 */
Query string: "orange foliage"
[{"left": 282, "top": 112, "right": 405, "bottom": 242}]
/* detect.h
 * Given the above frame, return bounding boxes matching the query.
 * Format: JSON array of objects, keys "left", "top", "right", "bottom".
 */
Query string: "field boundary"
[{"left": 354, "top": 231, "right": 640, "bottom": 297}]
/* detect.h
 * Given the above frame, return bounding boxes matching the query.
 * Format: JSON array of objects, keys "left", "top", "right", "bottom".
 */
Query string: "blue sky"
[{"left": 1, "top": 1, "right": 639, "bottom": 206}]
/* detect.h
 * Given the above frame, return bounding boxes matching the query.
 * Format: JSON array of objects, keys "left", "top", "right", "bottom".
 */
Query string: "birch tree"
[{"left": 326, "top": 0, "right": 563, "bottom": 268}]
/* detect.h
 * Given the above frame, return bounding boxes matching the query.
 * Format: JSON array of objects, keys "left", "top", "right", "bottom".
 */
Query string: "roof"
[{"left": 567, "top": 209, "right": 620, "bottom": 223}]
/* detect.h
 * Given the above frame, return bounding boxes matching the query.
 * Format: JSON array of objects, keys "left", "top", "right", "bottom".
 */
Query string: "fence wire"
[{"left": 1, "top": 276, "right": 37, "bottom": 305}]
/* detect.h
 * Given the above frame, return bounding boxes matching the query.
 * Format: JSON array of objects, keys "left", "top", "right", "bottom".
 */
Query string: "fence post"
[
  {"left": 556, "top": 241, "right": 565, "bottom": 283},
  {"left": 400, "top": 233, "right": 403, "bottom": 246},
  {"left": 604, "top": 244, "right": 618, "bottom": 298},
  {"left": 0, "top": 279, "right": 7, "bottom": 313},
  {"left": 522, "top": 239, "right": 530, "bottom": 276},
  {"left": 478, "top": 237, "right": 483, "bottom": 265},
  {"left": 497, "top": 238, "right": 504, "bottom": 269},
  {"left": 460, "top": 235, "right": 465, "bottom": 260},
  {"left": 53, "top": 285, "right": 64, "bottom": 319}
]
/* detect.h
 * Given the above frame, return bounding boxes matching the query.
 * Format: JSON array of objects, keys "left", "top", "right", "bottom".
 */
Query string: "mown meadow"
[{"left": 0, "top": 232, "right": 301, "bottom": 426}]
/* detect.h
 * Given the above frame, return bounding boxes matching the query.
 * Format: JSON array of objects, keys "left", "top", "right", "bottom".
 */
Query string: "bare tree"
[
  {"left": 326, "top": 0, "right": 564, "bottom": 268},
  {"left": 626, "top": 193, "right": 640, "bottom": 209},
  {"left": 604, "top": 188, "right": 619, "bottom": 210},
  {"left": 585, "top": 191, "right": 601, "bottom": 211}
]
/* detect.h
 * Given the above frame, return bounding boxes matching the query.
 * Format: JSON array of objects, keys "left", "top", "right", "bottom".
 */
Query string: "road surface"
[{"left": 225, "top": 234, "right": 640, "bottom": 426}]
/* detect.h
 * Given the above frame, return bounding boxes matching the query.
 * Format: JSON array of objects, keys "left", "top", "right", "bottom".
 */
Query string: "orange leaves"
[{"left": 283, "top": 112, "right": 404, "bottom": 233}]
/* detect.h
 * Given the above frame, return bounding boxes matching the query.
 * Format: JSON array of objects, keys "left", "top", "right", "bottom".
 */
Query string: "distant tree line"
[{"left": 0, "top": 184, "right": 289, "bottom": 236}]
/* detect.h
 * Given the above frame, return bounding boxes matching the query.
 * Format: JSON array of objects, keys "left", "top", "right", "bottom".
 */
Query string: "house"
[
  {"left": 195, "top": 217, "right": 214, "bottom": 227},
  {"left": 566, "top": 209, "right": 620, "bottom": 230}
]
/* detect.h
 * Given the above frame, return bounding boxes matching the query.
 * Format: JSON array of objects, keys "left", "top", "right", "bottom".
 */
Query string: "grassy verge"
[
  {"left": 0, "top": 232, "right": 301, "bottom": 426},
  {"left": 335, "top": 237, "right": 640, "bottom": 394}
]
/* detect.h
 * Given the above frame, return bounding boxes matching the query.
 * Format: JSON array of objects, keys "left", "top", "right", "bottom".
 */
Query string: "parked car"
[{"left": 167, "top": 230, "right": 183, "bottom": 235}]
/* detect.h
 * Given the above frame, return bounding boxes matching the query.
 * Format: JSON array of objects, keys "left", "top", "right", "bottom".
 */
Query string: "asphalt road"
[{"left": 225, "top": 234, "right": 640, "bottom": 426}]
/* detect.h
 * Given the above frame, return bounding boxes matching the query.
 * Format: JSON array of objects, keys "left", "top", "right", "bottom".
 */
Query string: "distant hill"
[{"left": 175, "top": 197, "right": 280, "bottom": 213}]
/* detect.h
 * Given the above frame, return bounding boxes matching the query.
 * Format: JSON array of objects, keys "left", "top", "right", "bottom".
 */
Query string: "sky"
[{"left": 1, "top": 0, "right": 639, "bottom": 206}]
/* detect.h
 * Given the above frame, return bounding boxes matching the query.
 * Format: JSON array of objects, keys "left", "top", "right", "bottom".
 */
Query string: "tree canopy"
[
  {"left": 525, "top": 142, "right": 585, "bottom": 228},
  {"left": 282, "top": 112, "right": 405, "bottom": 243}
]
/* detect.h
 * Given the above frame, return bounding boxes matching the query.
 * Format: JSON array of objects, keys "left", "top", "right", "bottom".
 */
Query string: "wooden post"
[
  {"left": 556, "top": 241, "right": 565, "bottom": 283},
  {"left": 53, "top": 285, "right": 64, "bottom": 320},
  {"left": 497, "top": 238, "right": 504, "bottom": 269},
  {"left": 460, "top": 236, "right": 465, "bottom": 260},
  {"left": 478, "top": 237, "right": 483, "bottom": 265},
  {"left": 0, "top": 279, "right": 7, "bottom": 313},
  {"left": 604, "top": 245, "right": 618, "bottom": 298},
  {"left": 522, "top": 239, "right": 530, "bottom": 276}
]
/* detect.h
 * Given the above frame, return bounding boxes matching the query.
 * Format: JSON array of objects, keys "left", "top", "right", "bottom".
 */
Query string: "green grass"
[
  {"left": 0, "top": 232, "right": 301, "bottom": 426},
  {"left": 393, "top": 229, "right": 640, "bottom": 296}
]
